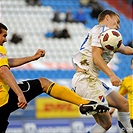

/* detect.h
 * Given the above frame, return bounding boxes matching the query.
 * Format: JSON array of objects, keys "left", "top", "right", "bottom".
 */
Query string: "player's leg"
[
  {"left": 0, "top": 104, "right": 10, "bottom": 133},
  {"left": 39, "top": 77, "right": 89, "bottom": 105},
  {"left": 106, "top": 90, "right": 132, "bottom": 133},
  {"left": 18, "top": 78, "right": 109, "bottom": 113},
  {"left": 0, "top": 79, "right": 44, "bottom": 132},
  {"left": 38, "top": 77, "right": 109, "bottom": 113},
  {"left": 71, "top": 73, "right": 112, "bottom": 132},
  {"left": 0, "top": 78, "right": 109, "bottom": 132},
  {"left": 0, "top": 89, "right": 20, "bottom": 133},
  {"left": 79, "top": 106, "right": 112, "bottom": 133},
  {"left": 90, "top": 112, "right": 112, "bottom": 133}
]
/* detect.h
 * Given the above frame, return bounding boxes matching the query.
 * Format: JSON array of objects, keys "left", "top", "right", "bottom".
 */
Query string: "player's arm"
[
  {"left": 8, "top": 49, "right": 45, "bottom": 68},
  {"left": 0, "top": 65, "right": 27, "bottom": 109},
  {"left": 116, "top": 43, "right": 133, "bottom": 55},
  {"left": 92, "top": 46, "right": 121, "bottom": 86}
]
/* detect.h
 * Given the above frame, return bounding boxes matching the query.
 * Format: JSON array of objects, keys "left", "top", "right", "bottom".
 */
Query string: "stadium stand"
[
  {"left": 1, "top": 0, "right": 132, "bottom": 79},
  {"left": 105, "top": 0, "right": 132, "bottom": 19},
  {"left": 1, "top": 0, "right": 88, "bottom": 66}
]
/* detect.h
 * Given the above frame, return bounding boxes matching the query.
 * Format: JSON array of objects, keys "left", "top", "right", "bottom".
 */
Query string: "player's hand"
[
  {"left": 17, "top": 95, "right": 27, "bottom": 109},
  {"left": 33, "top": 49, "right": 45, "bottom": 60},
  {"left": 109, "top": 75, "right": 121, "bottom": 87}
]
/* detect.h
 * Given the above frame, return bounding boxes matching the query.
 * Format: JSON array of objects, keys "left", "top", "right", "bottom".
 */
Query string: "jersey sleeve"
[
  {"left": 91, "top": 26, "right": 109, "bottom": 48},
  {"left": 91, "top": 30, "right": 102, "bottom": 48},
  {"left": 0, "top": 46, "right": 9, "bottom": 67},
  {"left": 118, "top": 78, "right": 128, "bottom": 96}
]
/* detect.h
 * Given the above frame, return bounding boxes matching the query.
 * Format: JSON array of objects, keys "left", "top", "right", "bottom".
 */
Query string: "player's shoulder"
[
  {"left": 91, "top": 25, "right": 108, "bottom": 34},
  {"left": 91, "top": 25, "right": 99, "bottom": 31}
]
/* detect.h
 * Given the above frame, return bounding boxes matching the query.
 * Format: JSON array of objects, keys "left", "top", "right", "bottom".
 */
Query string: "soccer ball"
[{"left": 100, "top": 29, "right": 122, "bottom": 51}]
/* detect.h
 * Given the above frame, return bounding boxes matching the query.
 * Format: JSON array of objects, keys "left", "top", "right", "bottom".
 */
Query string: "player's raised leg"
[{"left": 39, "top": 77, "right": 109, "bottom": 113}]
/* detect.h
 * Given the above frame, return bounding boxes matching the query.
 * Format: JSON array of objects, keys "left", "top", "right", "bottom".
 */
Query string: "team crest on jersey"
[
  {"left": 99, "top": 95, "right": 105, "bottom": 102},
  {"left": 98, "top": 34, "right": 101, "bottom": 39},
  {"left": 0, "top": 52, "right": 7, "bottom": 59}
]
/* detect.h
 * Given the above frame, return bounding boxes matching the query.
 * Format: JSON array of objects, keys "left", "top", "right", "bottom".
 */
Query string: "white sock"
[
  {"left": 87, "top": 123, "right": 106, "bottom": 133},
  {"left": 117, "top": 112, "right": 132, "bottom": 133}
]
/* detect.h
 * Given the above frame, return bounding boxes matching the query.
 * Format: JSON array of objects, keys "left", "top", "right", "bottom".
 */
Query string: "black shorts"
[
  {"left": 0, "top": 79, "right": 43, "bottom": 131},
  {"left": 131, "top": 119, "right": 133, "bottom": 127}
]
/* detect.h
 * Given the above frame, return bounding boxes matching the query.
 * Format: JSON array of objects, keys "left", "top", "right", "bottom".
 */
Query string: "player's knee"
[
  {"left": 122, "top": 99, "right": 129, "bottom": 111},
  {"left": 118, "top": 98, "right": 129, "bottom": 112},
  {"left": 38, "top": 77, "right": 53, "bottom": 92}
]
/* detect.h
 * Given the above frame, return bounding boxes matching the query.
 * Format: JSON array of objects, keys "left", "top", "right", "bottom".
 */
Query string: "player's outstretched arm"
[
  {"left": 116, "top": 44, "right": 133, "bottom": 55},
  {"left": 8, "top": 49, "right": 45, "bottom": 68},
  {"left": 92, "top": 46, "right": 121, "bottom": 86}
]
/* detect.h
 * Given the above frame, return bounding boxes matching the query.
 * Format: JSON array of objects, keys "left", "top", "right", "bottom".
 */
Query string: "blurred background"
[{"left": 0, "top": 0, "right": 133, "bottom": 132}]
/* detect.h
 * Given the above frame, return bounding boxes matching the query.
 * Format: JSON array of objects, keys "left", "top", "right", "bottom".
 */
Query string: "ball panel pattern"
[{"left": 100, "top": 29, "right": 122, "bottom": 51}]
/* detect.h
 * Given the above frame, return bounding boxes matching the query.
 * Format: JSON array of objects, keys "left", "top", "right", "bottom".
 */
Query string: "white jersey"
[
  {"left": 72, "top": 24, "right": 115, "bottom": 78},
  {"left": 71, "top": 25, "right": 114, "bottom": 104}
]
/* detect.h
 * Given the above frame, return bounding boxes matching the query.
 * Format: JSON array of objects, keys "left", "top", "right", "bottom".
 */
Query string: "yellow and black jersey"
[
  {"left": 0, "top": 46, "right": 10, "bottom": 107},
  {"left": 119, "top": 76, "right": 133, "bottom": 119}
]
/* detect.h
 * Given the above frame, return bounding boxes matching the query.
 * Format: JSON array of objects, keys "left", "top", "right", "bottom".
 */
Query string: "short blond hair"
[{"left": 98, "top": 10, "right": 119, "bottom": 23}]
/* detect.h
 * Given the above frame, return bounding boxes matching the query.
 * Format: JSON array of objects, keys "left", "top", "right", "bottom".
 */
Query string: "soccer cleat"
[{"left": 79, "top": 101, "right": 109, "bottom": 115}]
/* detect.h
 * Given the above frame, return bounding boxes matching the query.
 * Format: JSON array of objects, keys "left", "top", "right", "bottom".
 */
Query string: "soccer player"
[
  {"left": 72, "top": 10, "right": 133, "bottom": 133},
  {"left": 0, "top": 23, "right": 109, "bottom": 133},
  {"left": 110, "top": 58, "right": 133, "bottom": 127}
]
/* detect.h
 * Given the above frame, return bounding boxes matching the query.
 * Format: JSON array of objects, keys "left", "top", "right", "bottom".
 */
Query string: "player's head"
[
  {"left": 0, "top": 23, "right": 8, "bottom": 33},
  {"left": 131, "top": 58, "right": 133, "bottom": 70},
  {"left": 98, "top": 10, "right": 120, "bottom": 30},
  {"left": 0, "top": 23, "right": 8, "bottom": 46}
]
